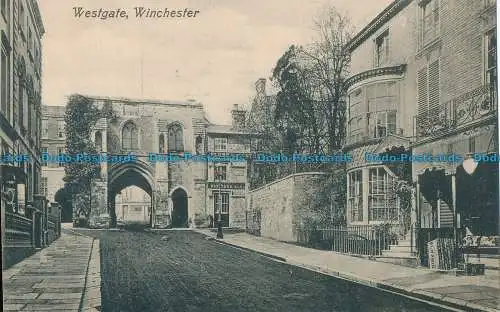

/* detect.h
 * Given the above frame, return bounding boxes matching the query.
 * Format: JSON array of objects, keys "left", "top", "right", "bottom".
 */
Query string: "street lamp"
[
  {"left": 462, "top": 153, "right": 478, "bottom": 175},
  {"left": 215, "top": 164, "right": 224, "bottom": 239}
]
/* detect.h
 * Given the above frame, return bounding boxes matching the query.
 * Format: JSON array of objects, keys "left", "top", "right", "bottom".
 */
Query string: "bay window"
[
  {"left": 368, "top": 111, "right": 397, "bottom": 138},
  {"left": 368, "top": 167, "right": 397, "bottom": 221}
]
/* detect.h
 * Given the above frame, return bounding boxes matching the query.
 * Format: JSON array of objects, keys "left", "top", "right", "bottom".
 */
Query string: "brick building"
[
  {"left": 343, "top": 0, "right": 498, "bottom": 263},
  {"left": 78, "top": 96, "right": 254, "bottom": 229},
  {"left": 412, "top": 0, "right": 497, "bottom": 235},
  {"left": 344, "top": 0, "right": 418, "bottom": 229}
]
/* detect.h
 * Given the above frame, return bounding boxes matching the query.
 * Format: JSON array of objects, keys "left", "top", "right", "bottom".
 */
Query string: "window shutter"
[
  {"left": 417, "top": 67, "right": 428, "bottom": 118},
  {"left": 428, "top": 60, "right": 440, "bottom": 117}
]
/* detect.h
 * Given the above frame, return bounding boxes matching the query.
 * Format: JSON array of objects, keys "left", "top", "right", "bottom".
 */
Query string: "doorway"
[
  {"left": 171, "top": 188, "right": 188, "bottom": 228},
  {"left": 213, "top": 191, "right": 229, "bottom": 227}
]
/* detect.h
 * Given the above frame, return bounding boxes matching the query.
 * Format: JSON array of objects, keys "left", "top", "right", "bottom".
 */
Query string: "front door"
[{"left": 213, "top": 192, "right": 229, "bottom": 227}]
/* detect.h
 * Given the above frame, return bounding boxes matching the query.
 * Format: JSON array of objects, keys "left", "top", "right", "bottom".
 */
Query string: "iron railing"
[
  {"left": 295, "top": 224, "right": 400, "bottom": 257},
  {"left": 416, "top": 84, "right": 497, "bottom": 139},
  {"left": 4, "top": 212, "right": 33, "bottom": 247}
]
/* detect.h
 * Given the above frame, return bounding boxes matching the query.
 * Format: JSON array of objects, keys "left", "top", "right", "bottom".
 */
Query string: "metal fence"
[
  {"left": 295, "top": 224, "right": 400, "bottom": 257},
  {"left": 3, "top": 197, "right": 62, "bottom": 269}
]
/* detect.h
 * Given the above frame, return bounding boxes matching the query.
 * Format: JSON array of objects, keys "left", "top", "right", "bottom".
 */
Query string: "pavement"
[
  {"left": 2, "top": 227, "right": 101, "bottom": 312},
  {"left": 194, "top": 229, "right": 500, "bottom": 312}
]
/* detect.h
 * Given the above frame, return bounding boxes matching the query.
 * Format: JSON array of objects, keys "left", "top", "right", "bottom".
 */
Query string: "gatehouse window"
[
  {"left": 348, "top": 170, "right": 363, "bottom": 222},
  {"left": 159, "top": 134, "right": 165, "bottom": 153},
  {"left": 168, "top": 124, "right": 183, "bottom": 152},
  {"left": 95, "top": 131, "right": 102, "bottom": 152},
  {"left": 122, "top": 121, "right": 138, "bottom": 150}
]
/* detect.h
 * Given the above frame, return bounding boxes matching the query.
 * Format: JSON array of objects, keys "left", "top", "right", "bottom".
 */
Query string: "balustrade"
[{"left": 416, "top": 84, "right": 497, "bottom": 139}]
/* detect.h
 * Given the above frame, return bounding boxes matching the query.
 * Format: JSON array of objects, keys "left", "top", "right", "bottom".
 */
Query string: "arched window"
[
  {"left": 159, "top": 134, "right": 165, "bottom": 153},
  {"left": 95, "top": 131, "right": 103, "bottom": 152},
  {"left": 122, "top": 122, "right": 138, "bottom": 150},
  {"left": 168, "top": 124, "right": 183, "bottom": 152}
]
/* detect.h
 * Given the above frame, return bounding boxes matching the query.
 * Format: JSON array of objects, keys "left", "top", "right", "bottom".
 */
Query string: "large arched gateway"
[
  {"left": 80, "top": 96, "right": 251, "bottom": 229},
  {"left": 107, "top": 160, "right": 154, "bottom": 227}
]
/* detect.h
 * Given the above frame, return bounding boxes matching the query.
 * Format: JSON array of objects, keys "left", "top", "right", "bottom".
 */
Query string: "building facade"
[
  {"left": 40, "top": 105, "right": 65, "bottom": 206},
  {"left": 81, "top": 96, "right": 253, "bottom": 229},
  {"left": 0, "top": 0, "right": 44, "bottom": 209},
  {"left": 1, "top": 0, "right": 45, "bottom": 267},
  {"left": 412, "top": 0, "right": 497, "bottom": 235},
  {"left": 344, "top": 0, "right": 417, "bottom": 230},
  {"left": 115, "top": 186, "right": 150, "bottom": 224},
  {"left": 343, "top": 0, "right": 498, "bottom": 262}
]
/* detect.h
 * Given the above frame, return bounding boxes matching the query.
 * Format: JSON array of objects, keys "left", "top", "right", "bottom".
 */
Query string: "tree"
[
  {"left": 247, "top": 6, "right": 353, "bottom": 192},
  {"left": 63, "top": 95, "right": 117, "bottom": 221},
  {"left": 271, "top": 6, "right": 353, "bottom": 155}
]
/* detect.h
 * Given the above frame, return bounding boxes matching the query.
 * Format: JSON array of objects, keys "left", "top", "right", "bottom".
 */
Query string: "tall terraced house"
[{"left": 1, "top": 0, "right": 45, "bottom": 267}]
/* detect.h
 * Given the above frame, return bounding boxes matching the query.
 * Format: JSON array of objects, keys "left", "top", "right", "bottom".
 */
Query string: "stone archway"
[
  {"left": 171, "top": 188, "right": 188, "bottom": 228},
  {"left": 108, "top": 160, "right": 155, "bottom": 228}
]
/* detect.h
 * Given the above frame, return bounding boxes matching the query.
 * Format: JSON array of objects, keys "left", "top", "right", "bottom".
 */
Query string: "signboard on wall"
[{"left": 207, "top": 182, "right": 245, "bottom": 190}]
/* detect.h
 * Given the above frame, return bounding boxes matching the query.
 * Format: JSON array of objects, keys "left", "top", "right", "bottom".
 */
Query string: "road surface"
[{"left": 78, "top": 229, "right": 451, "bottom": 312}]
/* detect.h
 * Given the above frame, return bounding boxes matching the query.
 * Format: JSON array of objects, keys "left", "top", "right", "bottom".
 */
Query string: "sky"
[{"left": 38, "top": 0, "right": 393, "bottom": 124}]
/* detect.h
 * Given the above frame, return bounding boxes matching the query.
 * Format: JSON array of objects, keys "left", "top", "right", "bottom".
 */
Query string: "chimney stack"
[
  {"left": 255, "top": 78, "right": 266, "bottom": 94},
  {"left": 231, "top": 104, "right": 246, "bottom": 129}
]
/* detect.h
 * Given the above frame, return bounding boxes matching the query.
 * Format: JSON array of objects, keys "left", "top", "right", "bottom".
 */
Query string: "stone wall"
[{"left": 247, "top": 172, "right": 331, "bottom": 242}]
